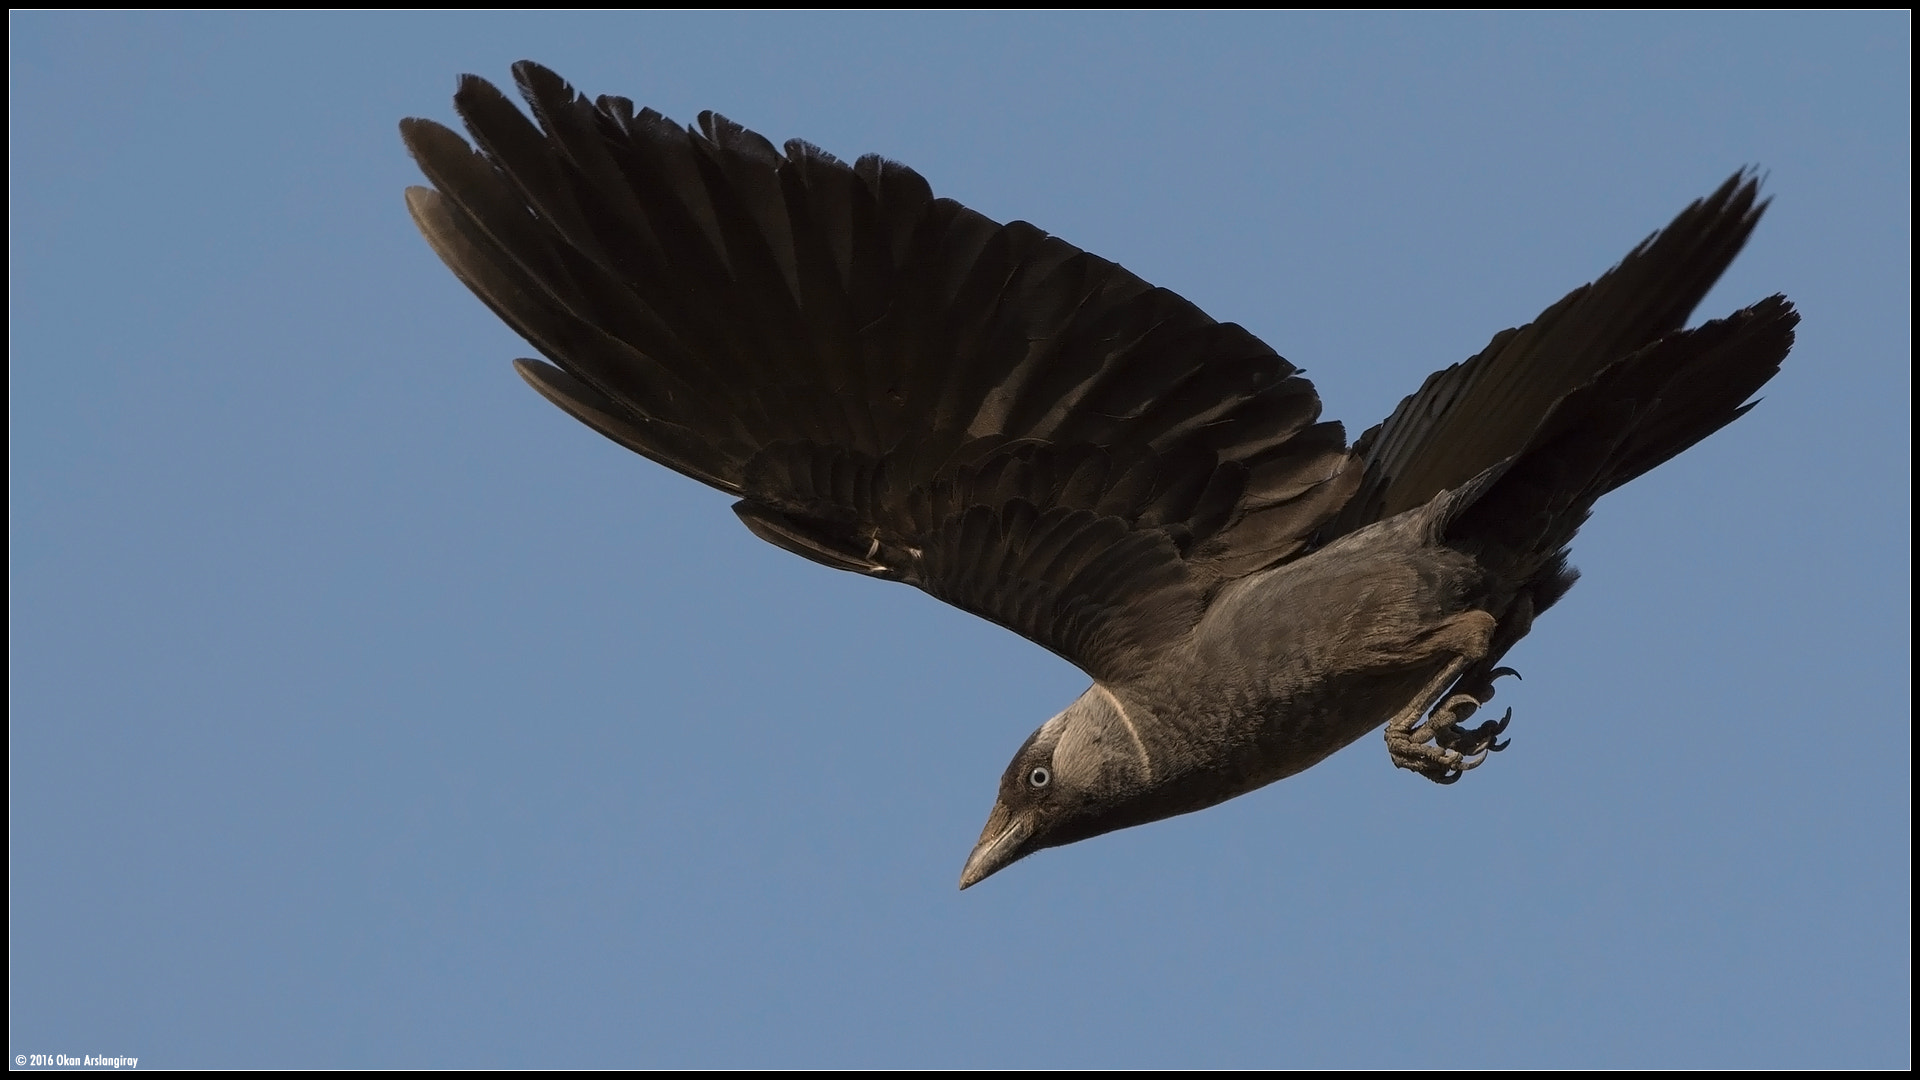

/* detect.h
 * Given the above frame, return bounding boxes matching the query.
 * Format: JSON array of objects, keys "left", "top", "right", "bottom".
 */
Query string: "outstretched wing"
[
  {"left": 1334, "top": 172, "right": 1772, "bottom": 532},
  {"left": 402, "top": 62, "right": 1356, "bottom": 686}
]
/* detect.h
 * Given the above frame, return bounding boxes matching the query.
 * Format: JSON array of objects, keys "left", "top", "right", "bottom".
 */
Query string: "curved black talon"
[
  {"left": 1386, "top": 659, "right": 1521, "bottom": 784},
  {"left": 1437, "top": 705, "right": 1512, "bottom": 757}
]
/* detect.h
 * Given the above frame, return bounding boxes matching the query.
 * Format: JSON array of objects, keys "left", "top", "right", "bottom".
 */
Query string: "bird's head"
[{"left": 959, "top": 685, "right": 1158, "bottom": 889}]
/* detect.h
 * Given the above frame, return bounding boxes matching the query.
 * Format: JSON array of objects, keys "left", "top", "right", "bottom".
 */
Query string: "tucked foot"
[
  {"left": 1386, "top": 666, "right": 1520, "bottom": 784},
  {"left": 1432, "top": 666, "right": 1519, "bottom": 758}
]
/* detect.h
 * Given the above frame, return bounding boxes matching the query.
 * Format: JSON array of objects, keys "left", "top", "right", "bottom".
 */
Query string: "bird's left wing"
[{"left": 402, "top": 63, "right": 1356, "bottom": 687}]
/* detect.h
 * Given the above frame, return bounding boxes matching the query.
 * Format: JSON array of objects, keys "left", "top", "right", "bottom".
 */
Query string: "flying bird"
[{"left": 402, "top": 62, "right": 1796, "bottom": 890}]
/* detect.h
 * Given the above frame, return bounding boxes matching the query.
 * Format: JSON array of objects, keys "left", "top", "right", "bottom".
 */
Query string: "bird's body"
[
  {"left": 404, "top": 62, "right": 1796, "bottom": 888},
  {"left": 1028, "top": 529, "right": 1489, "bottom": 847},
  {"left": 1183, "top": 517, "right": 1490, "bottom": 787}
]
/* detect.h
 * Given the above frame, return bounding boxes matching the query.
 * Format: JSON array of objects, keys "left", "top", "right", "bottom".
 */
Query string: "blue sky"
[{"left": 11, "top": 12, "right": 1908, "bottom": 1068}]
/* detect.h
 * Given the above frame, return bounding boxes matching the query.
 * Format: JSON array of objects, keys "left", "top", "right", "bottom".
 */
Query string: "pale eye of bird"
[{"left": 1028, "top": 766, "right": 1052, "bottom": 789}]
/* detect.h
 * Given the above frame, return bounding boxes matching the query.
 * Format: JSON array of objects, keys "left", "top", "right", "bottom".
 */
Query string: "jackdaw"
[{"left": 401, "top": 63, "right": 1797, "bottom": 889}]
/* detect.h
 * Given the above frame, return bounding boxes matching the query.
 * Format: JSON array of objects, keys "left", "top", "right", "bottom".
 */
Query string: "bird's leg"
[
  {"left": 1422, "top": 590, "right": 1533, "bottom": 763},
  {"left": 1383, "top": 610, "right": 1506, "bottom": 784}
]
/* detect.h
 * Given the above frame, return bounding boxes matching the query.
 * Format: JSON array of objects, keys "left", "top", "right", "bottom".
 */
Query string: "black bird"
[{"left": 402, "top": 63, "right": 1796, "bottom": 889}]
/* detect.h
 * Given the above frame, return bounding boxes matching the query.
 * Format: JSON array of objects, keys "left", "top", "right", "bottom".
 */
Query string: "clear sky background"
[{"left": 11, "top": 13, "right": 1909, "bottom": 1069}]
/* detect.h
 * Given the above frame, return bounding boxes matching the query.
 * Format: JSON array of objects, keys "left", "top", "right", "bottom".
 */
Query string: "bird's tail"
[{"left": 1438, "top": 294, "right": 1798, "bottom": 612}]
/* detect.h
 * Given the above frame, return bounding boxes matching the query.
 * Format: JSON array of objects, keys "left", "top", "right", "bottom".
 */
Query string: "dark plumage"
[{"left": 402, "top": 62, "right": 1796, "bottom": 889}]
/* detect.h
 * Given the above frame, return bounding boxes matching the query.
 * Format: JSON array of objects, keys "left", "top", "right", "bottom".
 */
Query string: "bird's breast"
[{"left": 1142, "top": 534, "right": 1486, "bottom": 793}]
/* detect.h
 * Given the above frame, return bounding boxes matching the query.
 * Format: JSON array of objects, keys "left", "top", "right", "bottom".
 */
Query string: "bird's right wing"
[
  {"left": 1334, "top": 173, "right": 1771, "bottom": 532},
  {"left": 402, "top": 63, "right": 1357, "bottom": 687}
]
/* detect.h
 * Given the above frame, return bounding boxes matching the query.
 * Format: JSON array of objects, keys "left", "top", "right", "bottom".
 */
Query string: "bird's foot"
[
  {"left": 1433, "top": 665, "right": 1519, "bottom": 756},
  {"left": 1386, "top": 667, "right": 1519, "bottom": 785}
]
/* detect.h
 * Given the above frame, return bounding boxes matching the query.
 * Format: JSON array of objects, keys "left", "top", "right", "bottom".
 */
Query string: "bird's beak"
[{"left": 959, "top": 799, "right": 1035, "bottom": 890}]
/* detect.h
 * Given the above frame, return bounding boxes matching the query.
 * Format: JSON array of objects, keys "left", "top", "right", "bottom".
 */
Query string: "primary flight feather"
[{"left": 402, "top": 62, "right": 1795, "bottom": 888}]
